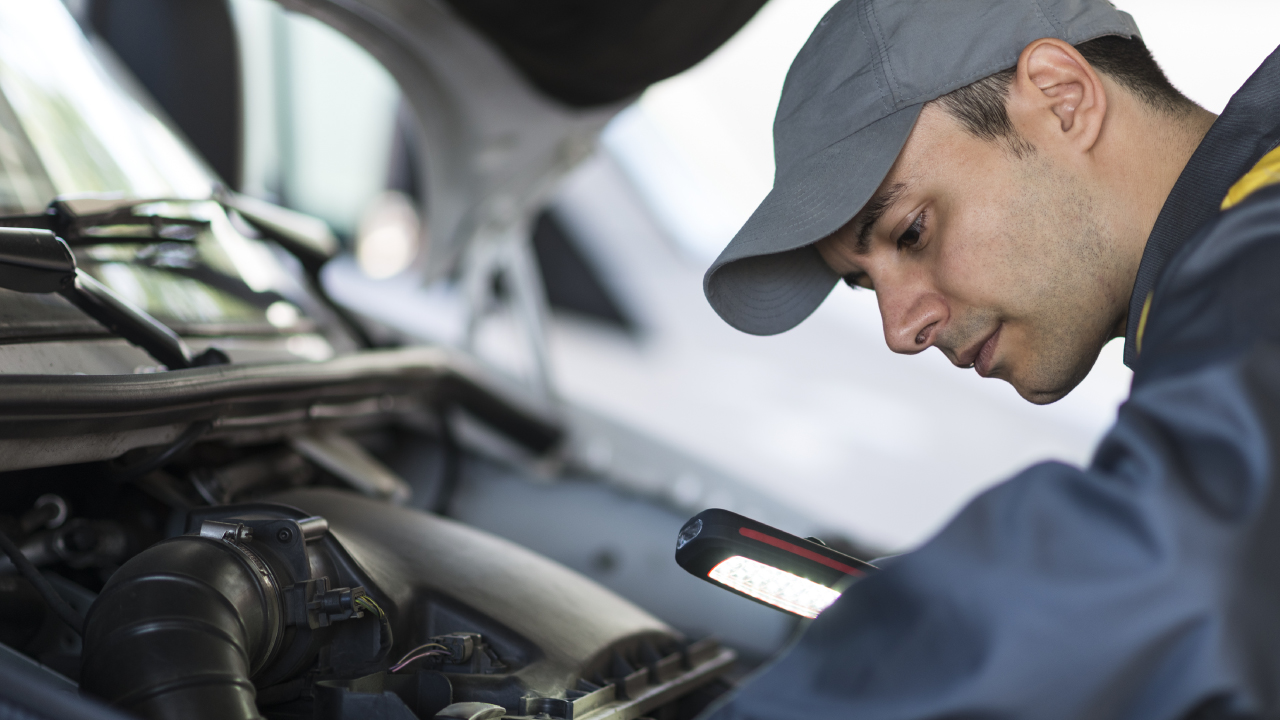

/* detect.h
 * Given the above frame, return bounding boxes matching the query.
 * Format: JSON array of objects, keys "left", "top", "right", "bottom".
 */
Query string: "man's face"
[{"left": 816, "top": 104, "right": 1125, "bottom": 404}]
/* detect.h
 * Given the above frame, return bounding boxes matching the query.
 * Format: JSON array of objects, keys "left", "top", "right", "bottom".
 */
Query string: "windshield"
[
  {"left": 0, "top": 0, "right": 352, "bottom": 367},
  {"left": 0, "top": 0, "right": 213, "bottom": 210}
]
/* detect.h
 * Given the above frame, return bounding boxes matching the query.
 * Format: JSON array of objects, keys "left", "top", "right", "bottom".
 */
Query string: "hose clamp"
[{"left": 199, "top": 520, "right": 285, "bottom": 673}]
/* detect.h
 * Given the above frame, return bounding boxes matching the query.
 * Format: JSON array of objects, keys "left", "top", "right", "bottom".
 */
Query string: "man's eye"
[
  {"left": 896, "top": 212, "right": 927, "bottom": 250},
  {"left": 842, "top": 272, "right": 873, "bottom": 291}
]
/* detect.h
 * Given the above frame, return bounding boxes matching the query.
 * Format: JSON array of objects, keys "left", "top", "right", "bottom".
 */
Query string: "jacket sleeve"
[{"left": 700, "top": 188, "right": 1280, "bottom": 720}]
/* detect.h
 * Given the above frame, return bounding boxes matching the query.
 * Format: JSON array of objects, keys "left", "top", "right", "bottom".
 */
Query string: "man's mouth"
[
  {"left": 955, "top": 325, "right": 1003, "bottom": 376},
  {"left": 974, "top": 325, "right": 1002, "bottom": 377}
]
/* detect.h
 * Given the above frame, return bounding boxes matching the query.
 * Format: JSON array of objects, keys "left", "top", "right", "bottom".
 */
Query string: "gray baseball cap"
[{"left": 703, "top": 0, "right": 1140, "bottom": 335}]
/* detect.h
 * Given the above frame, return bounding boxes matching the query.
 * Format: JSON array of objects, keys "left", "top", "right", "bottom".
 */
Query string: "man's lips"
[
  {"left": 954, "top": 325, "right": 1002, "bottom": 376},
  {"left": 974, "top": 325, "right": 1002, "bottom": 377}
]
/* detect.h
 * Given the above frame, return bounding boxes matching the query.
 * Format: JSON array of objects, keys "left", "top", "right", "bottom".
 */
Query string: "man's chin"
[
  {"left": 1016, "top": 385, "right": 1072, "bottom": 405},
  {"left": 988, "top": 334, "right": 1111, "bottom": 404},
  {"left": 1005, "top": 365, "right": 1092, "bottom": 405}
]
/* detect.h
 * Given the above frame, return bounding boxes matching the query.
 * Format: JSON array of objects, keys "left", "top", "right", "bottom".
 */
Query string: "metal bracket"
[{"left": 199, "top": 520, "right": 253, "bottom": 543}]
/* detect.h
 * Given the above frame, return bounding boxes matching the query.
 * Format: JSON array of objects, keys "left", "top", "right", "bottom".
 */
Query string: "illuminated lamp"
[{"left": 674, "top": 508, "right": 876, "bottom": 619}]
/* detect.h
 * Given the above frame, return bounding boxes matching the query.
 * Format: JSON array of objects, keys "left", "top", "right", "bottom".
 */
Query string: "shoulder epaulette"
[
  {"left": 1138, "top": 144, "right": 1280, "bottom": 358},
  {"left": 1222, "top": 145, "right": 1280, "bottom": 210}
]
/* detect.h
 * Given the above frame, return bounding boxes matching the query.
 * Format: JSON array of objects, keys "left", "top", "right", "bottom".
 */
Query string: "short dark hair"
[{"left": 931, "top": 35, "right": 1197, "bottom": 153}]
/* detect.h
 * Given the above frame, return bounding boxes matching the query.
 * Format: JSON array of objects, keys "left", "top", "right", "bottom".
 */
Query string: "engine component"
[
  {"left": 267, "top": 489, "right": 737, "bottom": 719},
  {"left": 0, "top": 525, "right": 83, "bottom": 636},
  {"left": 0, "top": 519, "right": 130, "bottom": 573},
  {"left": 19, "top": 494, "right": 68, "bottom": 534},
  {"left": 80, "top": 526, "right": 281, "bottom": 719},
  {"left": 0, "top": 495, "right": 120, "bottom": 577},
  {"left": 291, "top": 431, "right": 412, "bottom": 504},
  {"left": 190, "top": 450, "right": 314, "bottom": 505},
  {"left": 390, "top": 632, "right": 506, "bottom": 675},
  {"left": 111, "top": 421, "right": 214, "bottom": 481},
  {"left": 77, "top": 490, "right": 733, "bottom": 719},
  {"left": 80, "top": 512, "right": 390, "bottom": 720}
]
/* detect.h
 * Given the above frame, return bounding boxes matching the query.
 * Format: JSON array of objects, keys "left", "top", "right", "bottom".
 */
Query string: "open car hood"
[{"left": 276, "top": 0, "right": 767, "bottom": 279}]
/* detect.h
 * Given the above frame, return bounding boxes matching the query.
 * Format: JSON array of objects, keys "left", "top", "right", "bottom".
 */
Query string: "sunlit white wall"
[
  {"left": 1120, "top": 0, "right": 1280, "bottom": 115},
  {"left": 590, "top": 1, "right": 1280, "bottom": 549}
]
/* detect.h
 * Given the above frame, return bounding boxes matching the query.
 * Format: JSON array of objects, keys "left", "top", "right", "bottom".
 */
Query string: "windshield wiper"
[
  {"left": 0, "top": 196, "right": 211, "bottom": 244},
  {"left": 0, "top": 227, "right": 225, "bottom": 370},
  {"left": 214, "top": 188, "right": 375, "bottom": 348},
  {"left": 0, "top": 192, "right": 371, "bottom": 348}
]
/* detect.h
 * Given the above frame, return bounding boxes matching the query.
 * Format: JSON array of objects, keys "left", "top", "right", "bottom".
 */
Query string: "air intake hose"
[{"left": 80, "top": 525, "right": 282, "bottom": 720}]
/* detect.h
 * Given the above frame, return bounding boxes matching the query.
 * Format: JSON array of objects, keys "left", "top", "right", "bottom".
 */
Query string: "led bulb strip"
[{"left": 708, "top": 555, "right": 841, "bottom": 619}]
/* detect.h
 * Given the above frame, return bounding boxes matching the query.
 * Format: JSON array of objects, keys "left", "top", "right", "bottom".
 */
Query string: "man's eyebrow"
[{"left": 853, "top": 182, "right": 908, "bottom": 254}]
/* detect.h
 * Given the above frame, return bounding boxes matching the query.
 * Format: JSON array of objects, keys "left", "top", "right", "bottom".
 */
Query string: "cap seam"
[
  {"left": 1032, "top": 0, "right": 1064, "bottom": 37},
  {"left": 862, "top": 0, "right": 898, "bottom": 112}
]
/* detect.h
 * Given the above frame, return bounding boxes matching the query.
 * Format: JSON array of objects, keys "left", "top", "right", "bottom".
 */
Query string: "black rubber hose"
[
  {"left": 0, "top": 526, "right": 83, "bottom": 636},
  {"left": 80, "top": 535, "right": 280, "bottom": 720}
]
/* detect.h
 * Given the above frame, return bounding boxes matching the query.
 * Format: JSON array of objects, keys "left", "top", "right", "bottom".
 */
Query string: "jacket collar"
[{"left": 1123, "top": 45, "right": 1280, "bottom": 368}]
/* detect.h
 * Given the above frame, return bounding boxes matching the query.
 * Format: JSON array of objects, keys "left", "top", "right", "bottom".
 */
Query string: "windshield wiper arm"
[
  {"left": 215, "top": 188, "right": 378, "bottom": 348},
  {"left": 0, "top": 192, "right": 371, "bottom": 349},
  {"left": 0, "top": 197, "right": 210, "bottom": 245},
  {"left": 0, "top": 227, "right": 224, "bottom": 370}
]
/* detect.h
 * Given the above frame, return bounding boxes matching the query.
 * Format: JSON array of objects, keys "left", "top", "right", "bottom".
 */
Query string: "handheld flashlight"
[{"left": 675, "top": 509, "right": 876, "bottom": 619}]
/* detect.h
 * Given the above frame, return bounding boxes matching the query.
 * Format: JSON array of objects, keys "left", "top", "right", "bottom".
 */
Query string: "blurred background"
[{"left": 85, "top": 0, "right": 1280, "bottom": 553}]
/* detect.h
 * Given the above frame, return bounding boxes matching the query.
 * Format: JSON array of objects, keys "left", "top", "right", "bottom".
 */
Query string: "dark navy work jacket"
[{"left": 704, "top": 45, "right": 1280, "bottom": 720}]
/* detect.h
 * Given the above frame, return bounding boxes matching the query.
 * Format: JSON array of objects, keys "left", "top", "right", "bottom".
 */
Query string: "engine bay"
[
  {"left": 1, "top": 421, "right": 735, "bottom": 720},
  {"left": 0, "top": 2, "right": 793, "bottom": 717}
]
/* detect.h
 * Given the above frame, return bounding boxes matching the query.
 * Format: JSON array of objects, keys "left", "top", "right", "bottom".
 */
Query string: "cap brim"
[{"left": 704, "top": 104, "right": 923, "bottom": 335}]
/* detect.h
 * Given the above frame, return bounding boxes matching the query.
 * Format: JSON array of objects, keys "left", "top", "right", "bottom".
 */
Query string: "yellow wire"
[{"left": 356, "top": 595, "right": 386, "bottom": 620}]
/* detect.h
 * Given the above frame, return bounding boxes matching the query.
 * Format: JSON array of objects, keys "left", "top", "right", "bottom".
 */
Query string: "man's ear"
[{"left": 1008, "top": 38, "right": 1107, "bottom": 152}]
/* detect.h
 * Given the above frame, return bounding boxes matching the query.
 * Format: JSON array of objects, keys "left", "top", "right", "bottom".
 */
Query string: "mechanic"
[{"left": 699, "top": 0, "right": 1280, "bottom": 717}]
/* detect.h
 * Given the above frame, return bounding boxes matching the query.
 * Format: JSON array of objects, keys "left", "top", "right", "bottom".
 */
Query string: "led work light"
[{"left": 675, "top": 509, "right": 876, "bottom": 619}]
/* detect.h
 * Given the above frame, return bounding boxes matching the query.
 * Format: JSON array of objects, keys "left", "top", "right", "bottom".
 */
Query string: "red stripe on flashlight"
[{"left": 739, "top": 527, "right": 864, "bottom": 576}]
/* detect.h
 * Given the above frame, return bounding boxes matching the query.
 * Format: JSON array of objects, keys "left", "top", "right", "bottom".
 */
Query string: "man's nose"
[{"left": 879, "top": 288, "right": 948, "bottom": 355}]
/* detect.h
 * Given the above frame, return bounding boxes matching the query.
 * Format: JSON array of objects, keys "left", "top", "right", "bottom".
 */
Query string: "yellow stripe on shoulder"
[
  {"left": 1223, "top": 145, "right": 1280, "bottom": 211},
  {"left": 1135, "top": 290, "right": 1153, "bottom": 358}
]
